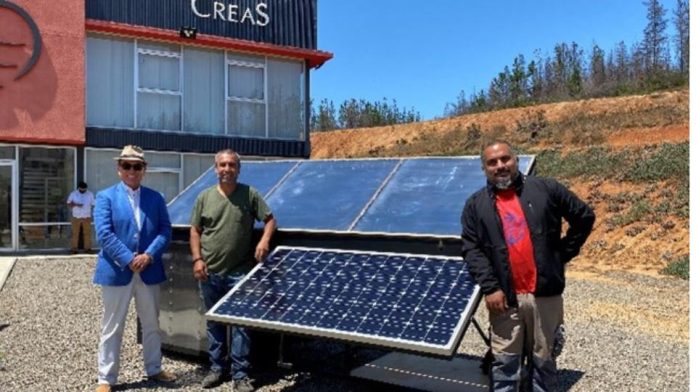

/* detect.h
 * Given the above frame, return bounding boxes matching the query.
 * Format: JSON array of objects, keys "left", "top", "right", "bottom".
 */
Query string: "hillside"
[{"left": 310, "top": 89, "right": 689, "bottom": 276}]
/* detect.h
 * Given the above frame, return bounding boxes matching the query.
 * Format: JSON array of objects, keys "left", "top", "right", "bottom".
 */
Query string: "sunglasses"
[{"left": 120, "top": 162, "right": 145, "bottom": 171}]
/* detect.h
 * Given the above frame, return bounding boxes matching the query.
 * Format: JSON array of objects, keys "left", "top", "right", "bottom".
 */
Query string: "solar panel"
[
  {"left": 206, "top": 246, "right": 482, "bottom": 357},
  {"left": 168, "top": 160, "right": 298, "bottom": 226},
  {"left": 353, "top": 158, "right": 485, "bottom": 236},
  {"left": 168, "top": 167, "right": 217, "bottom": 225},
  {"left": 263, "top": 159, "right": 399, "bottom": 231},
  {"left": 167, "top": 156, "right": 535, "bottom": 236}
]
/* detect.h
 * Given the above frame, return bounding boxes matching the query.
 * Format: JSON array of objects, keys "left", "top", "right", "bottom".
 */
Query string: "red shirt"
[{"left": 495, "top": 189, "right": 537, "bottom": 294}]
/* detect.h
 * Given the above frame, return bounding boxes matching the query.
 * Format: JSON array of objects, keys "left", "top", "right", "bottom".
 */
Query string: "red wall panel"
[{"left": 0, "top": 0, "right": 85, "bottom": 144}]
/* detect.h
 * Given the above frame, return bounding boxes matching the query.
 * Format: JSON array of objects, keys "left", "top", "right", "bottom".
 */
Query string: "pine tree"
[
  {"left": 311, "top": 99, "right": 338, "bottom": 132},
  {"left": 589, "top": 44, "right": 607, "bottom": 95},
  {"left": 509, "top": 55, "right": 528, "bottom": 107},
  {"left": 673, "top": 0, "right": 689, "bottom": 74},
  {"left": 641, "top": 0, "right": 669, "bottom": 75}
]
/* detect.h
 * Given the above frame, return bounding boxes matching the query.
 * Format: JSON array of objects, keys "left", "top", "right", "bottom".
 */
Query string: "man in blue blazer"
[{"left": 92, "top": 145, "right": 176, "bottom": 392}]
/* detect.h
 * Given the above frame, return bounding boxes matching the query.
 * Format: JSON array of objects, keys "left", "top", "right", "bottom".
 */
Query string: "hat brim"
[{"left": 114, "top": 156, "right": 146, "bottom": 163}]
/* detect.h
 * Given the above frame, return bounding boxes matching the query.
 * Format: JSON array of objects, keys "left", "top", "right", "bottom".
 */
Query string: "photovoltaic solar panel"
[{"left": 206, "top": 246, "right": 482, "bottom": 356}]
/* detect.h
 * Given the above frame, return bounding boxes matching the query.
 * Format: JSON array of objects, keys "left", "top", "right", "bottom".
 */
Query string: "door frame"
[{"left": 0, "top": 160, "right": 18, "bottom": 250}]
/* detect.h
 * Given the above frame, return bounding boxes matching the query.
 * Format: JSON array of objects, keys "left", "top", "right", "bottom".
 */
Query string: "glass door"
[{"left": 0, "top": 162, "right": 17, "bottom": 250}]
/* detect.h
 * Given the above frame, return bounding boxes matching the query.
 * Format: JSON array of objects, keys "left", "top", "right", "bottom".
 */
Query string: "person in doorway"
[
  {"left": 460, "top": 140, "right": 594, "bottom": 391},
  {"left": 92, "top": 145, "right": 176, "bottom": 392},
  {"left": 190, "top": 149, "right": 276, "bottom": 390},
  {"left": 67, "top": 181, "right": 95, "bottom": 253}
]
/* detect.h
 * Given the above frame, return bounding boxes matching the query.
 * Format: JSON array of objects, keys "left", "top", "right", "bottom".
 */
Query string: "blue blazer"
[{"left": 93, "top": 182, "right": 172, "bottom": 286}]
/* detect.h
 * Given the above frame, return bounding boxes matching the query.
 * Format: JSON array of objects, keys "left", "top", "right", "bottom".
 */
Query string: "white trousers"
[{"left": 97, "top": 273, "right": 162, "bottom": 385}]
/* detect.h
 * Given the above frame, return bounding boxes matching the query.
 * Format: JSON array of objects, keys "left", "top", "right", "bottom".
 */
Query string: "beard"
[
  {"left": 492, "top": 170, "right": 517, "bottom": 190},
  {"left": 218, "top": 174, "right": 236, "bottom": 183},
  {"left": 494, "top": 178, "right": 513, "bottom": 190}
]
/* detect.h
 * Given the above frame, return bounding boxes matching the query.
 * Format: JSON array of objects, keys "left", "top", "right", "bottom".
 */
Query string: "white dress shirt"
[{"left": 122, "top": 183, "right": 142, "bottom": 230}]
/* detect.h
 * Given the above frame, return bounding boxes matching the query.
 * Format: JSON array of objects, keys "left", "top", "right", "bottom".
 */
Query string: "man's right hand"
[
  {"left": 485, "top": 289, "right": 508, "bottom": 315},
  {"left": 193, "top": 259, "right": 208, "bottom": 282}
]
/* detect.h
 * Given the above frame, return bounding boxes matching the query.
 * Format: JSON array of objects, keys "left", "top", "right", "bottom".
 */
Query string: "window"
[
  {"left": 18, "top": 147, "right": 75, "bottom": 249},
  {"left": 19, "top": 148, "right": 74, "bottom": 223},
  {"left": 85, "top": 35, "right": 307, "bottom": 140},
  {"left": 86, "top": 35, "right": 135, "bottom": 128},
  {"left": 137, "top": 41, "right": 182, "bottom": 131},
  {"left": 268, "top": 58, "right": 305, "bottom": 139},
  {"left": 227, "top": 53, "right": 266, "bottom": 137},
  {"left": 184, "top": 47, "right": 225, "bottom": 134},
  {"left": 183, "top": 154, "right": 215, "bottom": 186},
  {"left": 85, "top": 149, "right": 214, "bottom": 203}
]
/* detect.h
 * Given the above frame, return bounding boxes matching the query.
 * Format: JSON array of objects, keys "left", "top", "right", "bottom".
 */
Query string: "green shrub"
[
  {"left": 661, "top": 255, "right": 689, "bottom": 279},
  {"left": 535, "top": 143, "right": 688, "bottom": 185},
  {"left": 608, "top": 200, "right": 652, "bottom": 227},
  {"left": 624, "top": 143, "right": 688, "bottom": 182},
  {"left": 534, "top": 148, "right": 626, "bottom": 179}
]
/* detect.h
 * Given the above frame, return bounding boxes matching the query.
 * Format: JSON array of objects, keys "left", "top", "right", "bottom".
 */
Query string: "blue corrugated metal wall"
[
  {"left": 86, "top": 0, "right": 317, "bottom": 49},
  {"left": 86, "top": 128, "right": 310, "bottom": 158}
]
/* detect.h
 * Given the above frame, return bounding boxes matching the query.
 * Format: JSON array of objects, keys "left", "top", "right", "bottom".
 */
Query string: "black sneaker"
[
  {"left": 232, "top": 377, "right": 254, "bottom": 392},
  {"left": 201, "top": 370, "right": 224, "bottom": 389}
]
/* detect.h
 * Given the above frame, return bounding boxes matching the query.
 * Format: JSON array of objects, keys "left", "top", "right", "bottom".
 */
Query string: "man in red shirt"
[{"left": 461, "top": 140, "right": 595, "bottom": 391}]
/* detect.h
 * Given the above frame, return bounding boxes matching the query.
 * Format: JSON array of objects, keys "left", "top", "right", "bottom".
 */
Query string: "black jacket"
[{"left": 460, "top": 174, "right": 595, "bottom": 307}]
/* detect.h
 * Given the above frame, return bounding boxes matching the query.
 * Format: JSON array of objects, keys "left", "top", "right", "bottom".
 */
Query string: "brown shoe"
[
  {"left": 148, "top": 369, "right": 177, "bottom": 382},
  {"left": 95, "top": 384, "right": 111, "bottom": 392}
]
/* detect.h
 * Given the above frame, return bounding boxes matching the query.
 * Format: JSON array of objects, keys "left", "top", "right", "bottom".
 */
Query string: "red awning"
[{"left": 86, "top": 19, "right": 333, "bottom": 68}]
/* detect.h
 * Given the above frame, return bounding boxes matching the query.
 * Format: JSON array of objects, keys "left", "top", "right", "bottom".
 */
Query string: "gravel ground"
[{"left": 0, "top": 256, "right": 688, "bottom": 391}]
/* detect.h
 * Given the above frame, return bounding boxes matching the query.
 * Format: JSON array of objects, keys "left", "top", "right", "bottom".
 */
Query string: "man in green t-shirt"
[{"left": 190, "top": 149, "right": 276, "bottom": 390}]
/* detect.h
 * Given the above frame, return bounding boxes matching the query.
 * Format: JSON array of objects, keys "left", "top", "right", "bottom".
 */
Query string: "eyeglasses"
[{"left": 120, "top": 162, "right": 144, "bottom": 171}]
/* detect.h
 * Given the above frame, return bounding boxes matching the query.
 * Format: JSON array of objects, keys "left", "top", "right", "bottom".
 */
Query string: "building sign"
[
  {"left": 190, "top": 0, "right": 269, "bottom": 26},
  {"left": 0, "top": 0, "right": 42, "bottom": 87},
  {"left": 86, "top": 0, "right": 317, "bottom": 50}
]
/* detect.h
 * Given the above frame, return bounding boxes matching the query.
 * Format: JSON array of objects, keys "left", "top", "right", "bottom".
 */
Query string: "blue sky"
[{"left": 312, "top": 0, "right": 680, "bottom": 120}]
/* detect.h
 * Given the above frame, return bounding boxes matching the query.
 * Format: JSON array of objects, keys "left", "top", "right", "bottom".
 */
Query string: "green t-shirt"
[{"left": 190, "top": 183, "right": 272, "bottom": 275}]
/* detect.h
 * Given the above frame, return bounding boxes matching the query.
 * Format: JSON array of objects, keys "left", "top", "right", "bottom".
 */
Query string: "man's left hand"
[
  {"left": 254, "top": 241, "right": 270, "bottom": 263},
  {"left": 131, "top": 253, "right": 152, "bottom": 272}
]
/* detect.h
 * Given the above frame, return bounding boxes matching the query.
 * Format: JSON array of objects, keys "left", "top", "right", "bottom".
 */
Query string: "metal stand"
[{"left": 276, "top": 334, "right": 293, "bottom": 369}]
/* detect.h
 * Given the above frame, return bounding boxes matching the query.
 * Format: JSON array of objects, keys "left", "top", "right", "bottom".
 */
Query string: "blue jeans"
[{"left": 199, "top": 272, "right": 250, "bottom": 380}]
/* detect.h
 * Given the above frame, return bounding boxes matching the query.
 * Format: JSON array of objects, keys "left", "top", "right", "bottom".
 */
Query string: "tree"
[
  {"left": 551, "top": 43, "right": 569, "bottom": 98},
  {"left": 588, "top": 44, "right": 606, "bottom": 95},
  {"left": 612, "top": 41, "right": 631, "bottom": 86},
  {"left": 527, "top": 50, "right": 545, "bottom": 102},
  {"left": 311, "top": 99, "right": 338, "bottom": 132},
  {"left": 469, "top": 89, "right": 488, "bottom": 112},
  {"left": 444, "top": 90, "right": 470, "bottom": 117},
  {"left": 566, "top": 42, "right": 584, "bottom": 97},
  {"left": 641, "top": 0, "right": 669, "bottom": 75},
  {"left": 509, "top": 54, "right": 528, "bottom": 107},
  {"left": 673, "top": 0, "right": 689, "bottom": 74},
  {"left": 488, "top": 66, "right": 511, "bottom": 108}
]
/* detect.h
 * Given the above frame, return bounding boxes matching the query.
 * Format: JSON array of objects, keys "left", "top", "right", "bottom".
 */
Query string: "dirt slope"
[{"left": 310, "top": 89, "right": 689, "bottom": 276}]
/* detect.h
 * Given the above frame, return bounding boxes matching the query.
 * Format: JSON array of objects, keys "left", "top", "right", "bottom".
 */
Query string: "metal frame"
[
  {"left": 206, "top": 246, "right": 482, "bottom": 357},
  {"left": 0, "top": 160, "right": 19, "bottom": 250},
  {"left": 169, "top": 155, "right": 536, "bottom": 240}
]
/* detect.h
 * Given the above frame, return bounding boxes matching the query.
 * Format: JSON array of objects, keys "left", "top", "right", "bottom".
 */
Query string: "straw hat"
[{"left": 114, "top": 145, "right": 146, "bottom": 163}]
